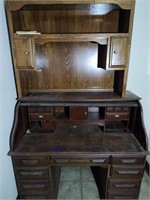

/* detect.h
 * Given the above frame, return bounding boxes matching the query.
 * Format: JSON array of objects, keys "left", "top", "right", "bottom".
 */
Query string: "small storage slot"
[
  {"left": 53, "top": 107, "right": 69, "bottom": 120},
  {"left": 105, "top": 121, "right": 128, "bottom": 132},
  {"left": 88, "top": 107, "right": 100, "bottom": 120}
]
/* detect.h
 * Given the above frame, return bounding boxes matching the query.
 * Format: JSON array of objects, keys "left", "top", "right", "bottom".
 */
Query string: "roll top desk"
[{"left": 6, "top": 0, "right": 148, "bottom": 199}]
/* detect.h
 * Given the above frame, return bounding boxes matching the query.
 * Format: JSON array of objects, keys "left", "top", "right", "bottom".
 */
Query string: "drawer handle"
[
  {"left": 39, "top": 115, "right": 43, "bottom": 118},
  {"left": 114, "top": 51, "right": 118, "bottom": 54},
  {"left": 24, "top": 51, "right": 29, "bottom": 55},
  {"left": 23, "top": 184, "right": 46, "bottom": 189},
  {"left": 113, "top": 196, "right": 134, "bottom": 199},
  {"left": 22, "top": 160, "right": 39, "bottom": 165},
  {"left": 121, "top": 159, "right": 136, "bottom": 163},
  {"left": 116, "top": 170, "right": 140, "bottom": 175},
  {"left": 115, "top": 114, "right": 119, "bottom": 118},
  {"left": 114, "top": 184, "right": 136, "bottom": 188},
  {"left": 24, "top": 196, "right": 47, "bottom": 199},
  {"left": 54, "top": 159, "right": 69, "bottom": 164},
  {"left": 91, "top": 159, "right": 106, "bottom": 163},
  {"left": 20, "top": 172, "right": 44, "bottom": 176}
]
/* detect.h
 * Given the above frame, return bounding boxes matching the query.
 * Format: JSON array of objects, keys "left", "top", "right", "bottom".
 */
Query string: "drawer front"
[
  {"left": 105, "top": 112, "right": 129, "bottom": 120},
  {"left": 108, "top": 178, "right": 141, "bottom": 190},
  {"left": 50, "top": 157, "right": 109, "bottom": 165},
  {"left": 18, "top": 179, "right": 51, "bottom": 192},
  {"left": 107, "top": 190, "right": 139, "bottom": 199},
  {"left": 41, "top": 121, "right": 54, "bottom": 130},
  {"left": 28, "top": 106, "right": 52, "bottom": 113},
  {"left": 111, "top": 166, "right": 144, "bottom": 178},
  {"left": 13, "top": 157, "right": 49, "bottom": 167},
  {"left": 20, "top": 193, "right": 50, "bottom": 199},
  {"left": 16, "top": 167, "right": 49, "bottom": 179},
  {"left": 70, "top": 107, "right": 88, "bottom": 120},
  {"left": 112, "top": 156, "right": 146, "bottom": 165},
  {"left": 29, "top": 113, "right": 52, "bottom": 121}
]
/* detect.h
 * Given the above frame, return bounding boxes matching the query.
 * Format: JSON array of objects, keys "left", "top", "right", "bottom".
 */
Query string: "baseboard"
[{"left": 145, "top": 161, "right": 150, "bottom": 177}]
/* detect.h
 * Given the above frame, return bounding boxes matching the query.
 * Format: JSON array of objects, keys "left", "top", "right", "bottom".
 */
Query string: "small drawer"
[
  {"left": 107, "top": 190, "right": 139, "bottom": 199},
  {"left": 112, "top": 156, "right": 146, "bottom": 165},
  {"left": 29, "top": 113, "right": 52, "bottom": 121},
  {"left": 108, "top": 178, "right": 141, "bottom": 190},
  {"left": 70, "top": 107, "right": 88, "bottom": 120},
  {"left": 105, "top": 112, "right": 129, "bottom": 120},
  {"left": 15, "top": 167, "right": 49, "bottom": 179},
  {"left": 110, "top": 166, "right": 144, "bottom": 178},
  {"left": 18, "top": 179, "right": 51, "bottom": 192},
  {"left": 13, "top": 157, "right": 49, "bottom": 167},
  {"left": 28, "top": 106, "right": 52, "bottom": 113}
]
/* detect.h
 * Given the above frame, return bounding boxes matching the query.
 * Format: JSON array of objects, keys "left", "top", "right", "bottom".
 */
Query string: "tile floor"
[{"left": 57, "top": 166, "right": 150, "bottom": 200}]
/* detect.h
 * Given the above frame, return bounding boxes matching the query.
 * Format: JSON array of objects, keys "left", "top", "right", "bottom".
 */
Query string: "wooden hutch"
[{"left": 6, "top": 0, "right": 148, "bottom": 199}]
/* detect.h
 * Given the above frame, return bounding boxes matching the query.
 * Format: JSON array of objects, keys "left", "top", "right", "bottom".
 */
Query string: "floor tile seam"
[{"left": 80, "top": 166, "right": 84, "bottom": 199}]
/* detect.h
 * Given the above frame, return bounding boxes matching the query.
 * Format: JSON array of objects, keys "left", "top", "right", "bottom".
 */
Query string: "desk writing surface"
[{"left": 13, "top": 125, "right": 145, "bottom": 156}]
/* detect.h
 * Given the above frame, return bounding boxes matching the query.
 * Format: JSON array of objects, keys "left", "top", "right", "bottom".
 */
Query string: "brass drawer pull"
[
  {"left": 121, "top": 159, "right": 136, "bottom": 163},
  {"left": 20, "top": 171, "right": 44, "bottom": 176},
  {"left": 54, "top": 159, "right": 69, "bottom": 164},
  {"left": 22, "top": 160, "right": 39, "bottom": 165},
  {"left": 91, "top": 159, "right": 106, "bottom": 163},
  {"left": 114, "top": 184, "right": 136, "bottom": 188},
  {"left": 23, "top": 184, "right": 46, "bottom": 189},
  {"left": 116, "top": 170, "right": 140, "bottom": 175}
]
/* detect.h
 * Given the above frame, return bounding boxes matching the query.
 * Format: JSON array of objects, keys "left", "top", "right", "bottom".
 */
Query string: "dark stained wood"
[
  {"left": 10, "top": 125, "right": 146, "bottom": 155},
  {"left": 5, "top": 1, "right": 148, "bottom": 200},
  {"left": 18, "top": 91, "right": 140, "bottom": 103}
]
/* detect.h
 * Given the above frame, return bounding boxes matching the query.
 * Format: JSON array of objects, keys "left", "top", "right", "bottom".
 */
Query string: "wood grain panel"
[
  {"left": 12, "top": 5, "right": 119, "bottom": 33},
  {"left": 19, "top": 42, "right": 114, "bottom": 95}
]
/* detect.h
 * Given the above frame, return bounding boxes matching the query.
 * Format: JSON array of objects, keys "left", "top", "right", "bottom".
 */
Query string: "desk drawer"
[
  {"left": 50, "top": 157, "right": 109, "bottom": 165},
  {"left": 18, "top": 179, "right": 51, "bottom": 192},
  {"left": 29, "top": 113, "right": 52, "bottom": 121},
  {"left": 110, "top": 166, "right": 144, "bottom": 178},
  {"left": 108, "top": 178, "right": 141, "bottom": 190},
  {"left": 16, "top": 167, "right": 49, "bottom": 179},
  {"left": 105, "top": 112, "right": 129, "bottom": 120},
  {"left": 13, "top": 157, "right": 49, "bottom": 167},
  {"left": 112, "top": 156, "right": 145, "bottom": 165},
  {"left": 20, "top": 193, "right": 50, "bottom": 199},
  {"left": 107, "top": 190, "right": 139, "bottom": 199}
]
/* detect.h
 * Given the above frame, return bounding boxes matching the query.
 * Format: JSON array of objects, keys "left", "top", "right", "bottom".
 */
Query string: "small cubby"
[
  {"left": 11, "top": 4, "right": 130, "bottom": 34},
  {"left": 53, "top": 107, "right": 70, "bottom": 120}
]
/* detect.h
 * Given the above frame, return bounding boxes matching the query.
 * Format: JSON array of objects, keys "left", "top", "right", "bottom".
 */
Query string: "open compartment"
[{"left": 11, "top": 4, "right": 130, "bottom": 34}]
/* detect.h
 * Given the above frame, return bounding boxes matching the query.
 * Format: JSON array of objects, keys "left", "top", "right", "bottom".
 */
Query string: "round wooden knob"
[
  {"left": 114, "top": 51, "right": 118, "bottom": 54},
  {"left": 24, "top": 51, "right": 29, "bottom": 55}
]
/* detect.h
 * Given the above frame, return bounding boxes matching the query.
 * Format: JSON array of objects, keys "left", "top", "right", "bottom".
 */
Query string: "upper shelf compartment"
[{"left": 10, "top": 3, "right": 130, "bottom": 34}]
